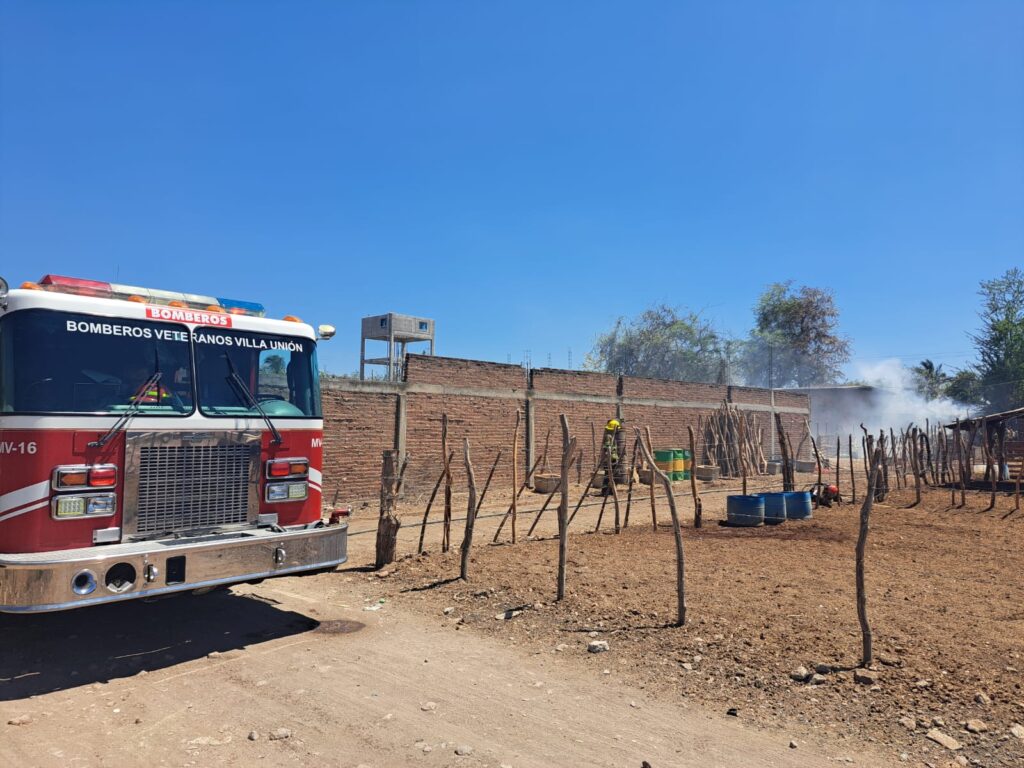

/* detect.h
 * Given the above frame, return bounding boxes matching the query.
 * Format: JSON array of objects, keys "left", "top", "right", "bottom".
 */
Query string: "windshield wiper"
[
  {"left": 89, "top": 371, "right": 162, "bottom": 448},
  {"left": 223, "top": 354, "right": 283, "bottom": 444}
]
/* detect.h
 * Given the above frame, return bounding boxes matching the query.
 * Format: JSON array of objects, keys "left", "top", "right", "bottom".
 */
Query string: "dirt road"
[{"left": 0, "top": 517, "right": 890, "bottom": 767}]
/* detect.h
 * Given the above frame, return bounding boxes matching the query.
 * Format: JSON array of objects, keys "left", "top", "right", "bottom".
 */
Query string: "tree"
[
  {"left": 261, "top": 354, "right": 286, "bottom": 375},
  {"left": 741, "top": 282, "right": 850, "bottom": 388},
  {"left": 911, "top": 359, "right": 949, "bottom": 401},
  {"left": 945, "top": 369, "right": 985, "bottom": 408},
  {"left": 970, "top": 268, "right": 1024, "bottom": 412},
  {"left": 586, "top": 304, "right": 735, "bottom": 383}
]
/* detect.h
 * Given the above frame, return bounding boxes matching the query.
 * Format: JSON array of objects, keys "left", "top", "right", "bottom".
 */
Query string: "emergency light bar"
[{"left": 24, "top": 274, "right": 267, "bottom": 317}]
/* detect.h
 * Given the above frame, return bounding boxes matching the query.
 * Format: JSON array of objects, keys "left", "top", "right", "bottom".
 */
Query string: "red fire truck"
[{"left": 0, "top": 273, "right": 346, "bottom": 612}]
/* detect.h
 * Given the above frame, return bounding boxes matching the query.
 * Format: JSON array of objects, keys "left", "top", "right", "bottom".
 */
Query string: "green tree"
[
  {"left": 586, "top": 304, "right": 735, "bottom": 383},
  {"left": 945, "top": 369, "right": 986, "bottom": 407},
  {"left": 970, "top": 268, "right": 1024, "bottom": 411},
  {"left": 911, "top": 359, "right": 949, "bottom": 401},
  {"left": 741, "top": 282, "right": 850, "bottom": 388},
  {"left": 261, "top": 354, "right": 286, "bottom": 375}
]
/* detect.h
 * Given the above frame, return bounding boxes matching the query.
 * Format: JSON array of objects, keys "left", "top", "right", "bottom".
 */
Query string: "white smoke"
[{"left": 851, "top": 359, "right": 968, "bottom": 433}]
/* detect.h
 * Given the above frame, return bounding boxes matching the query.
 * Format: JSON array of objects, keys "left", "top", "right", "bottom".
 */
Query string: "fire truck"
[{"left": 0, "top": 273, "right": 347, "bottom": 612}]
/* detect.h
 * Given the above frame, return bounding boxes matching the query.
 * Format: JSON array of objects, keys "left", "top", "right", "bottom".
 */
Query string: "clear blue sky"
[{"left": 1, "top": 1, "right": 1021, "bottom": 377}]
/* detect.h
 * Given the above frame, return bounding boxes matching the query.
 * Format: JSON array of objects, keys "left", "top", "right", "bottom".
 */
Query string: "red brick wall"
[
  {"left": 532, "top": 399, "right": 619, "bottom": 480},
  {"left": 622, "top": 403, "right": 714, "bottom": 460},
  {"left": 319, "top": 359, "right": 809, "bottom": 502},
  {"left": 403, "top": 392, "right": 527, "bottom": 497},
  {"left": 774, "top": 390, "right": 808, "bottom": 409},
  {"left": 321, "top": 387, "right": 398, "bottom": 503},
  {"left": 532, "top": 368, "right": 618, "bottom": 397},
  {"left": 406, "top": 354, "right": 526, "bottom": 390},
  {"left": 728, "top": 386, "right": 772, "bottom": 407},
  {"left": 622, "top": 376, "right": 727, "bottom": 403}
]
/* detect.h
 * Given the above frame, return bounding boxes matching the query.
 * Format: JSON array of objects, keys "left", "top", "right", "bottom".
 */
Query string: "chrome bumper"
[{"left": 0, "top": 523, "right": 347, "bottom": 613}]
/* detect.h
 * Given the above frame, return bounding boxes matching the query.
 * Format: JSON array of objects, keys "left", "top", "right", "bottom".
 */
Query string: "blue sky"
[{"left": 1, "top": 1, "right": 1021, "bottom": 378}]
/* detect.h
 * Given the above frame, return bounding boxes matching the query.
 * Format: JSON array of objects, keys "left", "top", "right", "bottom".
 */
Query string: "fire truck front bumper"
[{"left": 0, "top": 522, "right": 347, "bottom": 613}]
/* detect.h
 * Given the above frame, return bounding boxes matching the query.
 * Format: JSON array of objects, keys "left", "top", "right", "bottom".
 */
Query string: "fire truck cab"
[{"left": 0, "top": 274, "right": 347, "bottom": 613}]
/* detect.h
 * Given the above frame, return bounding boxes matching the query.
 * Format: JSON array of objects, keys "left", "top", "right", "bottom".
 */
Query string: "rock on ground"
[{"left": 925, "top": 728, "right": 962, "bottom": 751}]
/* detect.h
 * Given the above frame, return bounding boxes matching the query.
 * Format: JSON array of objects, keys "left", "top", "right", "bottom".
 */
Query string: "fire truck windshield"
[
  {"left": 0, "top": 310, "right": 194, "bottom": 415},
  {"left": 193, "top": 328, "right": 321, "bottom": 418}
]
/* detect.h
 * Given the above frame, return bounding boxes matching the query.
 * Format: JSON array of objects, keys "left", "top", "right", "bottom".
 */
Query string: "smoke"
[{"left": 848, "top": 359, "right": 968, "bottom": 434}]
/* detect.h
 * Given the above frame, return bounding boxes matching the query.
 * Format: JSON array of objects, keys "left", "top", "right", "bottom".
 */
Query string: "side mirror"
[
  {"left": 317, "top": 324, "right": 336, "bottom": 341},
  {"left": 0, "top": 276, "right": 7, "bottom": 309}
]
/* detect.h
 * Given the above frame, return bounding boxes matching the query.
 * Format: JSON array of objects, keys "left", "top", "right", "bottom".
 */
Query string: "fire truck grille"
[{"left": 135, "top": 445, "right": 253, "bottom": 535}]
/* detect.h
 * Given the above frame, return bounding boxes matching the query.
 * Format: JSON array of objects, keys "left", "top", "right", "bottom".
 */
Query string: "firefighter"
[
  {"left": 123, "top": 364, "right": 172, "bottom": 405},
  {"left": 601, "top": 418, "right": 624, "bottom": 495},
  {"left": 812, "top": 483, "right": 842, "bottom": 507}
]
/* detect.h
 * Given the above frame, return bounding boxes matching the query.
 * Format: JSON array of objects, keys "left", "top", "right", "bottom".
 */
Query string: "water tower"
[{"left": 360, "top": 313, "right": 435, "bottom": 381}]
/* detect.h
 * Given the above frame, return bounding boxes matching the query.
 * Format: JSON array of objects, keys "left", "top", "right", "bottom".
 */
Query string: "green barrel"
[
  {"left": 654, "top": 449, "right": 674, "bottom": 475},
  {"left": 670, "top": 449, "right": 685, "bottom": 481}
]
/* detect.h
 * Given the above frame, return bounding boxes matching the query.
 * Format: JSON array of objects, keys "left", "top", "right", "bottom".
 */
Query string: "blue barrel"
[
  {"left": 784, "top": 491, "right": 813, "bottom": 520},
  {"left": 762, "top": 492, "right": 787, "bottom": 524},
  {"left": 727, "top": 495, "right": 765, "bottom": 527}
]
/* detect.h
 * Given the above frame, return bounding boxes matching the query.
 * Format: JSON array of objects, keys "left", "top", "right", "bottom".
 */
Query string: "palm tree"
[{"left": 912, "top": 359, "right": 948, "bottom": 401}]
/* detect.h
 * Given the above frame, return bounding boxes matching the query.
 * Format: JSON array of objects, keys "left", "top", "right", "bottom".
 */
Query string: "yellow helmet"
[{"left": 606, "top": 419, "right": 621, "bottom": 430}]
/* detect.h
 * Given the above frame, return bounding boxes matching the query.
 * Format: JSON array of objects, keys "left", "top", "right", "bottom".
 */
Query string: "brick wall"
[
  {"left": 406, "top": 354, "right": 526, "bottom": 390},
  {"left": 319, "top": 358, "right": 809, "bottom": 502},
  {"left": 321, "top": 386, "right": 398, "bottom": 503},
  {"left": 531, "top": 368, "right": 618, "bottom": 397},
  {"left": 403, "top": 392, "right": 527, "bottom": 496},
  {"left": 622, "top": 376, "right": 727, "bottom": 404},
  {"left": 727, "top": 386, "right": 773, "bottom": 407}
]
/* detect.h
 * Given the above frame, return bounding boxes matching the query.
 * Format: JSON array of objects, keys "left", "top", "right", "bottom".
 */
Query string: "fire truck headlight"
[
  {"left": 52, "top": 493, "right": 117, "bottom": 519},
  {"left": 86, "top": 494, "right": 116, "bottom": 516},
  {"left": 54, "top": 496, "right": 87, "bottom": 518},
  {"left": 265, "top": 481, "right": 308, "bottom": 503}
]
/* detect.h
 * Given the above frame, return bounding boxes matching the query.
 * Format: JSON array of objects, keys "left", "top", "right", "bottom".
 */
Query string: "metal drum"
[
  {"left": 762, "top": 492, "right": 787, "bottom": 524},
  {"left": 783, "top": 490, "right": 813, "bottom": 519},
  {"left": 726, "top": 494, "right": 765, "bottom": 526}
]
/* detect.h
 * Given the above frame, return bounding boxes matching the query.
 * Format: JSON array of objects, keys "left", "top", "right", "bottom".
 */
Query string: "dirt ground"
[
  {"left": 366, "top": 472, "right": 1024, "bottom": 768},
  {"left": 1, "top": 471, "right": 1020, "bottom": 767}
]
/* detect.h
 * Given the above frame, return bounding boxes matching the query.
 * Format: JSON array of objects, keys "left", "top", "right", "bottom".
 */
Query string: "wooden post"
[
  {"left": 493, "top": 453, "right": 545, "bottom": 542},
  {"left": 688, "top": 425, "right": 703, "bottom": 528},
  {"left": 459, "top": 439, "right": 479, "bottom": 580},
  {"left": 605, "top": 442, "right": 622, "bottom": 533},
  {"left": 623, "top": 438, "right": 639, "bottom": 528},
  {"left": 636, "top": 429, "right": 686, "bottom": 626},
  {"left": 881, "top": 430, "right": 891, "bottom": 501},
  {"left": 835, "top": 436, "right": 842, "bottom": 502},
  {"left": 849, "top": 434, "right": 857, "bottom": 504},
  {"left": 984, "top": 418, "right": 997, "bottom": 512},
  {"left": 954, "top": 418, "right": 966, "bottom": 507},
  {"left": 594, "top": 481, "right": 610, "bottom": 532},
  {"left": 911, "top": 427, "right": 922, "bottom": 506},
  {"left": 474, "top": 449, "right": 502, "bottom": 513},
  {"left": 739, "top": 414, "right": 748, "bottom": 496},
  {"left": 527, "top": 485, "right": 561, "bottom": 537},
  {"left": 441, "top": 414, "right": 452, "bottom": 553},
  {"left": 856, "top": 437, "right": 884, "bottom": 667},
  {"left": 567, "top": 461, "right": 604, "bottom": 526},
  {"left": 1015, "top": 459, "right": 1021, "bottom": 511},
  {"left": 809, "top": 432, "right": 822, "bottom": 509},
  {"left": 375, "top": 450, "right": 402, "bottom": 569},
  {"left": 417, "top": 452, "right": 453, "bottom": 554},
  {"left": 511, "top": 410, "right": 521, "bottom": 543},
  {"left": 557, "top": 415, "right": 574, "bottom": 601},
  {"left": 889, "top": 428, "right": 901, "bottom": 490},
  {"left": 645, "top": 426, "right": 658, "bottom": 530},
  {"left": 775, "top": 413, "right": 793, "bottom": 492}
]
